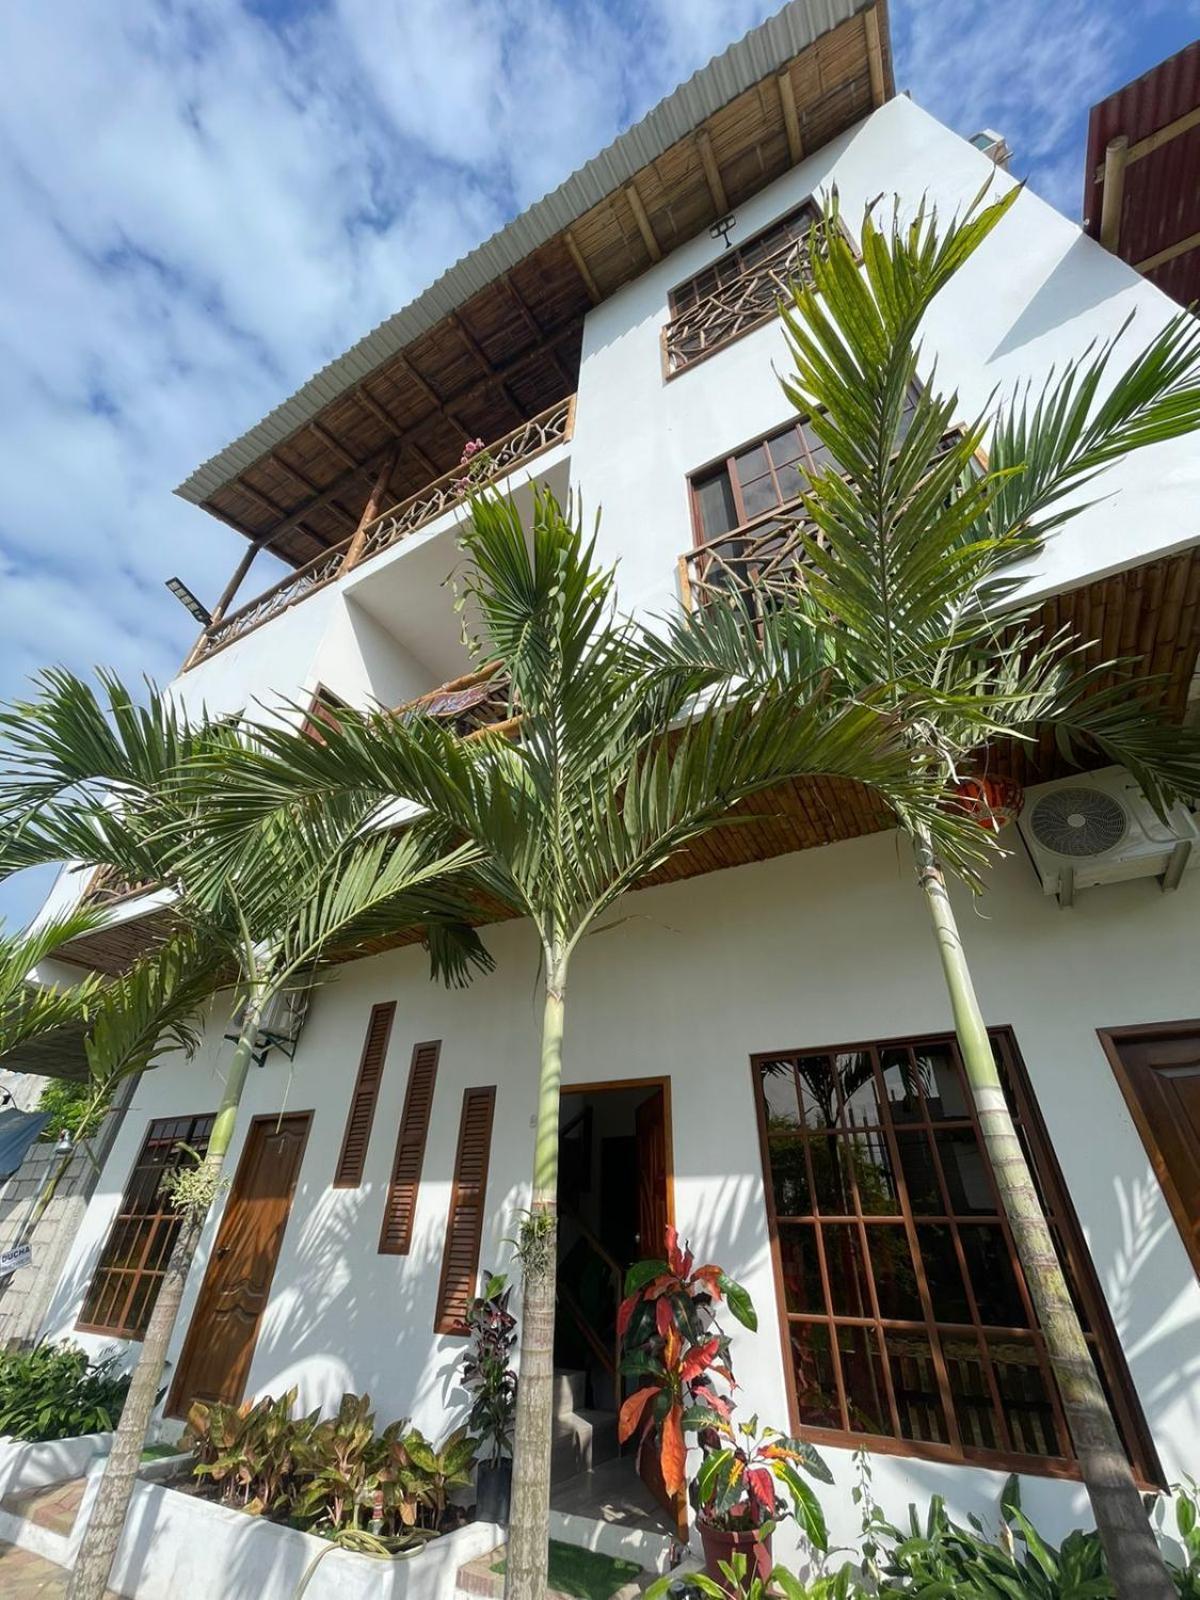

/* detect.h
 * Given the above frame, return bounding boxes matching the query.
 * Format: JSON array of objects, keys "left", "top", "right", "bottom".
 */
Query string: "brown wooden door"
[
  {"left": 635, "top": 1089, "right": 668, "bottom": 1258},
  {"left": 168, "top": 1112, "right": 311, "bottom": 1416},
  {"left": 632, "top": 1088, "right": 686, "bottom": 1539},
  {"left": 1105, "top": 1025, "right": 1200, "bottom": 1278}
]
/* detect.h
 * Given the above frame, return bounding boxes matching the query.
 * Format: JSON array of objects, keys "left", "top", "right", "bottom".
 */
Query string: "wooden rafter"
[
  {"left": 310, "top": 420, "right": 362, "bottom": 473},
  {"left": 695, "top": 129, "right": 728, "bottom": 216},
  {"left": 624, "top": 182, "right": 663, "bottom": 262},
  {"left": 864, "top": 4, "right": 887, "bottom": 107},
  {"left": 777, "top": 69, "right": 804, "bottom": 164},
  {"left": 564, "top": 227, "right": 602, "bottom": 304},
  {"left": 449, "top": 310, "right": 523, "bottom": 420}
]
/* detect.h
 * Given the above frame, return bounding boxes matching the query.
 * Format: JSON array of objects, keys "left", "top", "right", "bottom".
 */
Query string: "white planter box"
[
  {"left": 0, "top": 1431, "right": 112, "bottom": 1496},
  {"left": 96, "top": 1466, "right": 502, "bottom": 1600}
]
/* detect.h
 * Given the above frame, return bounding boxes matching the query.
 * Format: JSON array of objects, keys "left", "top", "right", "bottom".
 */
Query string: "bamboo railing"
[{"left": 186, "top": 394, "right": 576, "bottom": 667}]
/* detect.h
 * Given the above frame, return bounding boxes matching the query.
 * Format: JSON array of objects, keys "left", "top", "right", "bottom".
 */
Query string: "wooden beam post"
[
  {"left": 777, "top": 69, "right": 804, "bottom": 165},
  {"left": 695, "top": 130, "right": 728, "bottom": 217},
  {"left": 864, "top": 5, "right": 887, "bottom": 108},
  {"left": 624, "top": 183, "right": 662, "bottom": 262},
  {"left": 1100, "top": 134, "right": 1129, "bottom": 253},
  {"left": 209, "top": 540, "right": 264, "bottom": 628},
  {"left": 564, "top": 228, "right": 602, "bottom": 304},
  {"left": 343, "top": 448, "right": 401, "bottom": 570}
]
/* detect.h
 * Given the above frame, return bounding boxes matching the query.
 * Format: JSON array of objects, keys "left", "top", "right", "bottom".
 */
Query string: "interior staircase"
[{"left": 550, "top": 1367, "right": 619, "bottom": 1482}]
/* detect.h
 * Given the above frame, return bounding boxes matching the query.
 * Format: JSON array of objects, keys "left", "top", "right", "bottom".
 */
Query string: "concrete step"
[
  {"left": 551, "top": 1406, "right": 619, "bottom": 1482},
  {"left": 552, "top": 1368, "right": 586, "bottom": 1416}
]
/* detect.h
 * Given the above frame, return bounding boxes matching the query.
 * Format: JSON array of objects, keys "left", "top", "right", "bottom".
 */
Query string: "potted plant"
[
  {"left": 618, "top": 1227, "right": 831, "bottom": 1594},
  {"left": 461, "top": 1270, "right": 517, "bottom": 1523}
]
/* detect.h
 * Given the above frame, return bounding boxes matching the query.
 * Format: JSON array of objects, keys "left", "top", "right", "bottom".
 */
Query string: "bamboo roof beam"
[
  {"left": 564, "top": 227, "right": 602, "bottom": 304},
  {"left": 865, "top": 4, "right": 887, "bottom": 107},
  {"left": 777, "top": 69, "right": 804, "bottom": 164},
  {"left": 695, "top": 129, "right": 728, "bottom": 216},
  {"left": 624, "top": 182, "right": 663, "bottom": 262}
]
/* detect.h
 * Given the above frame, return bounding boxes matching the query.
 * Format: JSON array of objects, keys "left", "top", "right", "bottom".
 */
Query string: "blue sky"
[{"left": 0, "top": 0, "right": 1197, "bottom": 927}]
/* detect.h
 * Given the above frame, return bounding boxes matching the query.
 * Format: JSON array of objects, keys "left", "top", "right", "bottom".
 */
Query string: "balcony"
[
  {"left": 662, "top": 227, "right": 817, "bottom": 377},
  {"left": 186, "top": 395, "right": 576, "bottom": 668}
]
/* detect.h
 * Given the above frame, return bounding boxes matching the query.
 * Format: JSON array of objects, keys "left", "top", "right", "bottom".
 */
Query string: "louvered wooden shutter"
[
  {"left": 333, "top": 1002, "right": 395, "bottom": 1187},
  {"left": 378, "top": 1040, "right": 441, "bottom": 1254},
  {"left": 434, "top": 1087, "right": 496, "bottom": 1335}
]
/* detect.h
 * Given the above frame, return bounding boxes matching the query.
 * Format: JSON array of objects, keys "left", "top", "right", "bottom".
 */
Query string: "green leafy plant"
[
  {"left": 617, "top": 1226, "right": 753, "bottom": 1499},
  {"left": 461, "top": 1270, "right": 517, "bottom": 1466},
  {"left": 33, "top": 1077, "right": 109, "bottom": 1142},
  {"left": 877, "top": 1485, "right": 1112, "bottom": 1598},
  {"left": 1166, "top": 1477, "right": 1200, "bottom": 1598},
  {"left": 183, "top": 1388, "right": 474, "bottom": 1547},
  {"left": 690, "top": 1411, "right": 832, "bottom": 1548},
  {"left": 647, "top": 1557, "right": 870, "bottom": 1599},
  {"left": 0, "top": 1342, "right": 130, "bottom": 1442}
]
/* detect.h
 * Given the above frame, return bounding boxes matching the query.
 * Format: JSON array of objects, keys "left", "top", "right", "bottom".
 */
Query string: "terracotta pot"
[
  {"left": 951, "top": 774, "right": 1024, "bottom": 831},
  {"left": 697, "top": 1519, "right": 773, "bottom": 1593}
]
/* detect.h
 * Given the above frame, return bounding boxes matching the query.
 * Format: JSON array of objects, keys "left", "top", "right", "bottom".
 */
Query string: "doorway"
[
  {"left": 1100, "top": 1023, "right": 1200, "bottom": 1279},
  {"left": 167, "top": 1111, "right": 311, "bottom": 1417},
  {"left": 553, "top": 1078, "right": 681, "bottom": 1535}
]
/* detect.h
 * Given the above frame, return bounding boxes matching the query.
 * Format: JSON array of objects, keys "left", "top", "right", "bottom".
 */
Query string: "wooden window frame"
[
  {"left": 434, "top": 1085, "right": 497, "bottom": 1336},
  {"left": 751, "top": 1028, "right": 1163, "bottom": 1485},
  {"left": 77, "top": 1113, "right": 216, "bottom": 1341},
  {"left": 1098, "top": 1019, "right": 1200, "bottom": 1281},
  {"left": 301, "top": 684, "right": 348, "bottom": 743},
  {"left": 661, "top": 201, "right": 823, "bottom": 380},
  {"left": 378, "top": 1040, "right": 441, "bottom": 1255},
  {"left": 333, "top": 1002, "right": 396, "bottom": 1188}
]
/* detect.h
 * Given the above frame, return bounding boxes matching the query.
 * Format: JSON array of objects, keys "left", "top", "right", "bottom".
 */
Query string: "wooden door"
[
  {"left": 632, "top": 1088, "right": 686, "bottom": 1539},
  {"left": 635, "top": 1089, "right": 668, "bottom": 1259},
  {"left": 1105, "top": 1026, "right": 1200, "bottom": 1278},
  {"left": 168, "top": 1112, "right": 311, "bottom": 1416}
]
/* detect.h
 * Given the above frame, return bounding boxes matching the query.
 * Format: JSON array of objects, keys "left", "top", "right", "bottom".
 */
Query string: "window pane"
[
  {"left": 768, "top": 1135, "right": 811, "bottom": 1217},
  {"left": 810, "top": 1136, "right": 858, "bottom": 1215},
  {"left": 836, "top": 1051, "right": 879, "bottom": 1129},
  {"left": 915, "top": 1224, "right": 971, "bottom": 1323},
  {"left": 987, "top": 1336, "right": 1063, "bottom": 1458},
  {"left": 774, "top": 462, "right": 807, "bottom": 503},
  {"left": 694, "top": 471, "right": 738, "bottom": 539},
  {"left": 839, "top": 1325, "right": 891, "bottom": 1434},
  {"left": 741, "top": 473, "right": 780, "bottom": 519},
  {"left": 768, "top": 428, "right": 804, "bottom": 468},
  {"left": 942, "top": 1334, "right": 1002, "bottom": 1453},
  {"left": 894, "top": 1130, "right": 943, "bottom": 1212},
  {"left": 823, "top": 1223, "right": 872, "bottom": 1318},
  {"left": 794, "top": 1056, "right": 840, "bottom": 1130},
  {"left": 879, "top": 1049, "right": 922, "bottom": 1122},
  {"left": 846, "top": 1130, "right": 900, "bottom": 1215},
  {"left": 778, "top": 1224, "right": 823, "bottom": 1314},
  {"left": 886, "top": 1331, "right": 951, "bottom": 1443},
  {"left": 916, "top": 1046, "right": 968, "bottom": 1120},
  {"left": 734, "top": 444, "right": 769, "bottom": 484},
  {"left": 865, "top": 1224, "right": 922, "bottom": 1320},
  {"left": 790, "top": 1323, "right": 842, "bottom": 1430},
  {"left": 960, "top": 1226, "right": 1029, "bottom": 1327},
  {"left": 759, "top": 1060, "right": 800, "bottom": 1126},
  {"left": 936, "top": 1130, "right": 995, "bottom": 1214}
]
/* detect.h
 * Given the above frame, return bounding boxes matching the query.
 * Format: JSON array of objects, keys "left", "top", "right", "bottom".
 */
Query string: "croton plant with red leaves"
[
  {"left": 615, "top": 1226, "right": 755, "bottom": 1500},
  {"left": 617, "top": 1227, "right": 831, "bottom": 1544}
]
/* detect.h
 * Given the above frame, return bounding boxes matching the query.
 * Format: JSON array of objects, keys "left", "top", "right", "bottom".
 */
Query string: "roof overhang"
[{"left": 176, "top": 0, "right": 893, "bottom": 570}]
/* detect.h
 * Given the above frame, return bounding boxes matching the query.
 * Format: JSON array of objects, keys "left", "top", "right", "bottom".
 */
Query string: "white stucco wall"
[
  {"left": 569, "top": 94, "right": 1200, "bottom": 627},
  {"left": 42, "top": 827, "right": 1200, "bottom": 1556}
]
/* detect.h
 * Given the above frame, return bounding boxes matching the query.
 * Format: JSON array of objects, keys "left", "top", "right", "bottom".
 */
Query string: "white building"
[{"left": 26, "top": 0, "right": 1200, "bottom": 1570}]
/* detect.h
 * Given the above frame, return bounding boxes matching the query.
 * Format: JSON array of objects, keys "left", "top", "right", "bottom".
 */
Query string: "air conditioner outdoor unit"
[
  {"left": 226, "top": 984, "right": 311, "bottom": 1065},
  {"left": 1018, "top": 766, "right": 1200, "bottom": 905}
]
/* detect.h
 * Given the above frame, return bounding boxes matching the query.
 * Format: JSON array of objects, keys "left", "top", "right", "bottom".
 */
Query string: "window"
[
  {"left": 302, "top": 685, "right": 347, "bottom": 743},
  {"left": 753, "top": 1031, "right": 1159, "bottom": 1480},
  {"left": 664, "top": 203, "right": 820, "bottom": 376},
  {"left": 691, "top": 388, "right": 922, "bottom": 546},
  {"left": 379, "top": 1040, "right": 441, "bottom": 1254},
  {"left": 78, "top": 1114, "right": 215, "bottom": 1340},
  {"left": 333, "top": 1002, "right": 396, "bottom": 1188}
]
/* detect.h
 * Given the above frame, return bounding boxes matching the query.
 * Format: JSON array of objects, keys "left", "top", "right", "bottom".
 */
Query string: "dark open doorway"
[{"left": 551, "top": 1078, "right": 681, "bottom": 1537}]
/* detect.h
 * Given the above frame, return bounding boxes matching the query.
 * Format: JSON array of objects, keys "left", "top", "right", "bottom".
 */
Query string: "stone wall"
[{"left": 0, "top": 1140, "right": 97, "bottom": 1347}]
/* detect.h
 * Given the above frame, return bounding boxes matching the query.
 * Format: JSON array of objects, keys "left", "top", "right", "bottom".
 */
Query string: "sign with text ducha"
[{"left": 0, "top": 1242, "right": 33, "bottom": 1279}]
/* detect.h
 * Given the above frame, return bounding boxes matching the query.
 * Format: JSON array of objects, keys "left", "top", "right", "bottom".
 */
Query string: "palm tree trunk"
[
  {"left": 504, "top": 973, "right": 566, "bottom": 1600},
  {"left": 65, "top": 1011, "right": 260, "bottom": 1600},
  {"left": 913, "top": 828, "right": 1172, "bottom": 1599}
]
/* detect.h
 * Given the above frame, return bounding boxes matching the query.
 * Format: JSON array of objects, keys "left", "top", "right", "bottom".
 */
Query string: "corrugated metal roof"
[
  {"left": 176, "top": 0, "right": 871, "bottom": 506},
  {"left": 1083, "top": 42, "right": 1200, "bottom": 308}
]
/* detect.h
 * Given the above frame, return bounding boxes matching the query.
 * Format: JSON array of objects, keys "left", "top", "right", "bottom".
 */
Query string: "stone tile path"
[{"left": 0, "top": 1539, "right": 118, "bottom": 1598}]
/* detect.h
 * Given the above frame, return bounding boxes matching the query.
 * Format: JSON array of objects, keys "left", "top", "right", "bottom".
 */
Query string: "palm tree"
[
  {"left": 0, "top": 928, "right": 222, "bottom": 1267},
  {"left": 188, "top": 488, "right": 974, "bottom": 1600},
  {"left": 0, "top": 674, "right": 491, "bottom": 1600},
  {"left": 654, "top": 187, "right": 1200, "bottom": 1597}
]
